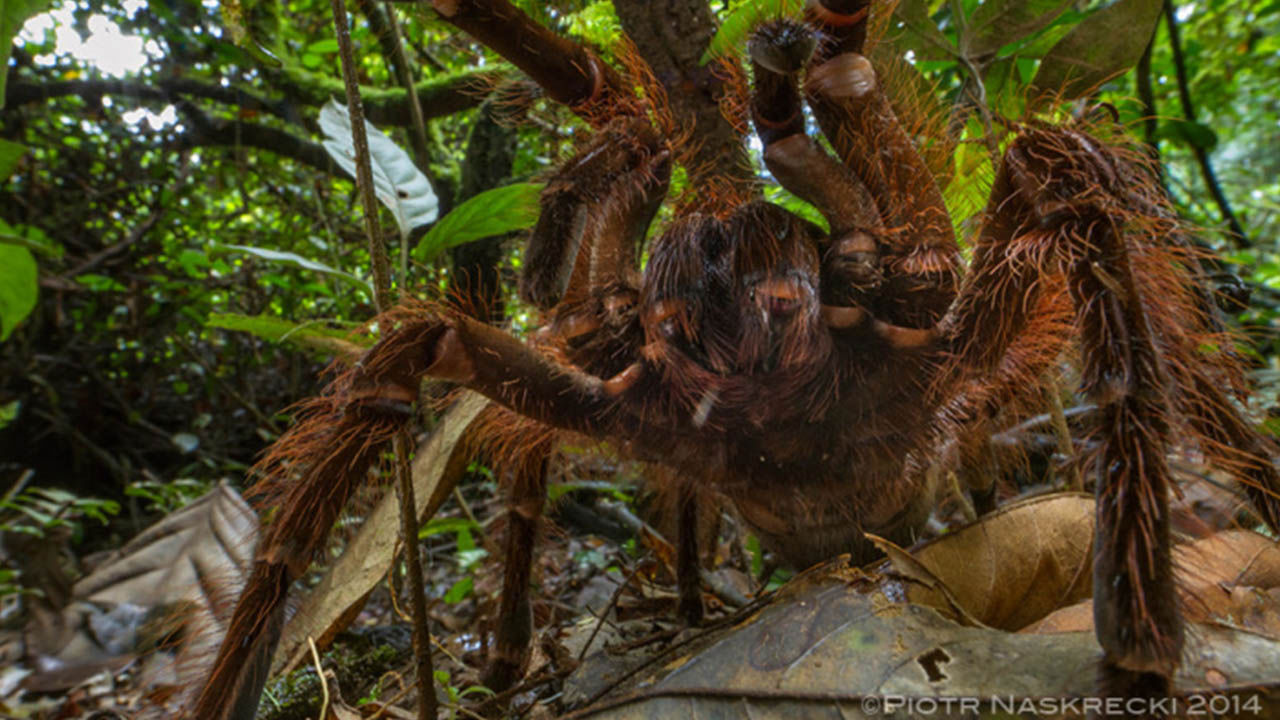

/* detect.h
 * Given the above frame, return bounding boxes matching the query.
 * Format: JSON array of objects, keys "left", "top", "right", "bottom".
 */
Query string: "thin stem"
[
  {"left": 383, "top": 3, "right": 431, "bottom": 293},
  {"left": 331, "top": 1, "right": 438, "bottom": 718},
  {"left": 1135, "top": 31, "right": 1159, "bottom": 155},
  {"left": 1162, "top": 0, "right": 1248, "bottom": 248}
]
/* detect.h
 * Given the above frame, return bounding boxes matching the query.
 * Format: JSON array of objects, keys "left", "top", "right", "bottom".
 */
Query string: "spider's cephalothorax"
[{"left": 191, "top": 1, "right": 1280, "bottom": 718}]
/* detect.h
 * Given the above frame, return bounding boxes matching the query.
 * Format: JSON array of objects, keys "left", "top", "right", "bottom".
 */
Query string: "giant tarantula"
[{"left": 192, "top": 0, "right": 1280, "bottom": 717}]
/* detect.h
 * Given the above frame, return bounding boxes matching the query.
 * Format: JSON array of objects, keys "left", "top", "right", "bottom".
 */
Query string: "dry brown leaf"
[
  {"left": 866, "top": 533, "right": 986, "bottom": 628},
  {"left": 1024, "top": 528, "right": 1280, "bottom": 638},
  {"left": 566, "top": 557, "right": 1280, "bottom": 720},
  {"left": 899, "top": 493, "right": 1095, "bottom": 630},
  {"left": 1179, "top": 529, "right": 1280, "bottom": 591},
  {"left": 75, "top": 480, "right": 257, "bottom": 608},
  {"left": 9, "top": 482, "right": 258, "bottom": 701},
  {"left": 271, "top": 391, "right": 490, "bottom": 674}
]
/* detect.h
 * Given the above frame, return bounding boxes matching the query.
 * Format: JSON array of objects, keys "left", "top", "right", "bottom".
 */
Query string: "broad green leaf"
[
  {"left": 1159, "top": 118, "right": 1219, "bottom": 151},
  {"left": 319, "top": 98, "right": 439, "bottom": 240},
  {"left": 1, "top": 0, "right": 54, "bottom": 109},
  {"left": 0, "top": 219, "right": 61, "bottom": 258},
  {"left": 414, "top": 182, "right": 544, "bottom": 262},
  {"left": 884, "top": 0, "right": 954, "bottom": 61},
  {"left": 701, "top": 0, "right": 806, "bottom": 64},
  {"left": 1029, "top": 0, "right": 1161, "bottom": 105},
  {"left": 0, "top": 243, "right": 36, "bottom": 341},
  {"left": 0, "top": 138, "right": 26, "bottom": 177},
  {"left": 443, "top": 576, "right": 473, "bottom": 604},
  {"left": 961, "top": 0, "right": 1074, "bottom": 60},
  {"left": 206, "top": 312, "right": 372, "bottom": 356},
  {"left": 212, "top": 243, "right": 373, "bottom": 295}
]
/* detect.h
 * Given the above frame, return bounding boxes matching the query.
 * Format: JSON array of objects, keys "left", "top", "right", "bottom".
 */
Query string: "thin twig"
[
  {"left": 577, "top": 556, "right": 644, "bottom": 663},
  {"left": 308, "top": 637, "right": 331, "bottom": 720},
  {"left": 1044, "top": 375, "right": 1084, "bottom": 491},
  {"left": 1162, "top": 0, "right": 1248, "bottom": 248},
  {"left": 331, "top": 1, "right": 437, "bottom": 718}
]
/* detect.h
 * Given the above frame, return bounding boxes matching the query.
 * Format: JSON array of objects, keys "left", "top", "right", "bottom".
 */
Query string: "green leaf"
[
  {"left": 961, "top": 0, "right": 1074, "bottom": 59},
  {"left": 884, "top": 0, "right": 955, "bottom": 61},
  {"left": 414, "top": 182, "right": 544, "bottom": 262},
  {"left": 701, "top": 0, "right": 806, "bottom": 64},
  {"left": 0, "top": 138, "right": 26, "bottom": 178},
  {"left": 1029, "top": 0, "right": 1161, "bottom": 105},
  {"left": 0, "top": 399, "right": 19, "bottom": 430},
  {"left": 0, "top": 219, "right": 60, "bottom": 258},
  {"left": 419, "top": 516, "right": 481, "bottom": 539},
  {"left": 76, "top": 273, "right": 127, "bottom": 292},
  {"left": 305, "top": 38, "right": 339, "bottom": 54},
  {"left": 1158, "top": 118, "right": 1219, "bottom": 151},
  {"left": 212, "top": 243, "right": 373, "bottom": 295},
  {"left": 1, "top": 0, "right": 54, "bottom": 109},
  {"left": 319, "top": 99, "right": 439, "bottom": 239},
  {"left": 442, "top": 576, "right": 473, "bottom": 604},
  {"left": 0, "top": 243, "right": 36, "bottom": 341},
  {"left": 206, "top": 312, "right": 373, "bottom": 355}
]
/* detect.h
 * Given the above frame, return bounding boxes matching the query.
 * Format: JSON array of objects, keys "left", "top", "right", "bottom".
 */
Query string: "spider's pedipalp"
[{"left": 801, "top": 8, "right": 961, "bottom": 327}]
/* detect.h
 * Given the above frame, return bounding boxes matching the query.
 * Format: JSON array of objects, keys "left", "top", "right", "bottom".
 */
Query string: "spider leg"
[
  {"left": 429, "top": 0, "right": 630, "bottom": 118},
  {"left": 485, "top": 123, "right": 670, "bottom": 683},
  {"left": 483, "top": 427, "right": 552, "bottom": 691},
  {"left": 191, "top": 309, "right": 686, "bottom": 719},
  {"left": 943, "top": 130, "right": 1181, "bottom": 698},
  {"left": 521, "top": 117, "right": 670, "bottom": 313},
  {"left": 938, "top": 125, "right": 1280, "bottom": 704},
  {"left": 803, "top": 1, "right": 961, "bottom": 327},
  {"left": 747, "top": 19, "right": 884, "bottom": 312},
  {"left": 1174, "top": 368, "right": 1280, "bottom": 529}
]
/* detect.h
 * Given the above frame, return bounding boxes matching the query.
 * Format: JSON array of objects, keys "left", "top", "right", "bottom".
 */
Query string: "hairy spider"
[{"left": 192, "top": 0, "right": 1280, "bottom": 717}]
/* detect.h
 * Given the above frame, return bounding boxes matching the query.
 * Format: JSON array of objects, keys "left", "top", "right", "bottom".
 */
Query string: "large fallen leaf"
[
  {"left": 565, "top": 494, "right": 1280, "bottom": 718},
  {"left": 1024, "top": 528, "right": 1280, "bottom": 639},
  {"left": 75, "top": 481, "right": 258, "bottom": 607},
  {"left": 10, "top": 482, "right": 257, "bottom": 694},
  {"left": 896, "top": 493, "right": 1094, "bottom": 630},
  {"left": 566, "top": 561, "right": 1280, "bottom": 719},
  {"left": 270, "top": 391, "right": 490, "bottom": 673}
]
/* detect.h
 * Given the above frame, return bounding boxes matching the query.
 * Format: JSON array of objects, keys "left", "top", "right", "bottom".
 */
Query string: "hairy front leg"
[{"left": 939, "top": 127, "right": 1196, "bottom": 706}]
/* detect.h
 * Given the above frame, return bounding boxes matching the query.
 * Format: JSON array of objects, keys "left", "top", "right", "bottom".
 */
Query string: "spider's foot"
[{"left": 749, "top": 18, "right": 816, "bottom": 75}]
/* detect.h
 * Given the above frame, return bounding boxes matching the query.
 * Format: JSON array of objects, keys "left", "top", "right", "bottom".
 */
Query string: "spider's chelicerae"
[{"left": 194, "top": 0, "right": 1280, "bottom": 717}]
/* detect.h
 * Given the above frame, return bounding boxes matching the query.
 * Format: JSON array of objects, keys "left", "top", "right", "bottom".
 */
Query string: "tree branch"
[
  {"left": 5, "top": 77, "right": 293, "bottom": 121},
  {"left": 174, "top": 101, "right": 345, "bottom": 177},
  {"left": 1162, "top": 0, "right": 1249, "bottom": 248},
  {"left": 4, "top": 69, "right": 497, "bottom": 128},
  {"left": 612, "top": 0, "right": 755, "bottom": 191}
]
